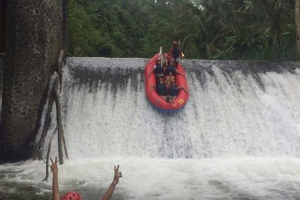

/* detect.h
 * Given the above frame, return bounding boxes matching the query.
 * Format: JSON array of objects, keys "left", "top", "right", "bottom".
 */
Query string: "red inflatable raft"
[{"left": 144, "top": 51, "right": 189, "bottom": 112}]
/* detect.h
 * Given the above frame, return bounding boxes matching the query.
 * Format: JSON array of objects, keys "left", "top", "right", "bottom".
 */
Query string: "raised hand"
[
  {"left": 50, "top": 157, "right": 58, "bottom": 174},
  {"left": 112, "top": 165, "right": 122, "bottom": 185},
  {"left": 50, "top": 157, "right": 60, "bottom": 200}
]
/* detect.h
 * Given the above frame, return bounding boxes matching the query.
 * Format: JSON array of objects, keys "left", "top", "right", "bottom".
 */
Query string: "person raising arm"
[
  {"left": 50, "top": 157, "right": 60, "bottom": 200},
  {"left": 51, "top": 157, "right": 83, "bottom": 200},
  {"left": 101, "top": 165, "right": 123, "bottom": 200}
]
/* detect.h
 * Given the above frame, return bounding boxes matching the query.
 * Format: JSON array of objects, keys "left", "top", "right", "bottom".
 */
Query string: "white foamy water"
[
  {"left": 1, "top": 58, "right": 300, "bottom": 200},
  {"left": 1, "top": 157, "right": 300, "bottom": 200},
  {"left": 59, "top": 59, "right": 300, "bottom": 159}
]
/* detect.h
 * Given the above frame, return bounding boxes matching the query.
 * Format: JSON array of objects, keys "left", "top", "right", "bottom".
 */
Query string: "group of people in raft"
[{"left": 148, "top": 41, "right": 188, "bottom": 103}]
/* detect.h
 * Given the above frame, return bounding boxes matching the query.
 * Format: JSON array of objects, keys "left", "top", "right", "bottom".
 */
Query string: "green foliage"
[{"left": 68, "top": 0, "right": 297, "bottom": 60}]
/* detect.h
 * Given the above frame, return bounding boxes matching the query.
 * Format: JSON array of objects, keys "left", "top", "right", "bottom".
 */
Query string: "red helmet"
[{"left": 61, "top": 191, "right": 82, "bottom": 200}]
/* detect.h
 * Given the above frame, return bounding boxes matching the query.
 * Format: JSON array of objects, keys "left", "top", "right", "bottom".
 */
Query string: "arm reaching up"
[
  {"left": 101, "top": 165, "right": 122, "bottom": 200},
  {"left": 51, "top": 158, "right": 83, "bottom": 200},
  {"left": 50, "top": 157, "right": 60, "bottom": 200}
]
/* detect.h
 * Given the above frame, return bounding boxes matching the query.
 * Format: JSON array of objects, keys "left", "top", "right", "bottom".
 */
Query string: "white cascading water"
[
  {"left": 61, "top": 58, "right": 300, "bottom": 159},
  {"left": 1, "top": 58, "right": 300, "bottom": 200}
]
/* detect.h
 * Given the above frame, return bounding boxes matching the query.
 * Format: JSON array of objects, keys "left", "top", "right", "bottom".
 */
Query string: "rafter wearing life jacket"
[{"left": 168, "top": 41, "right": 182, "bottom": 68}]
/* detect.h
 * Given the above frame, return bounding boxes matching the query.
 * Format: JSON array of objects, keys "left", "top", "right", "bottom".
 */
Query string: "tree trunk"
[{"left": 53, "top": 88, "right": 64, "bottom": 165}]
